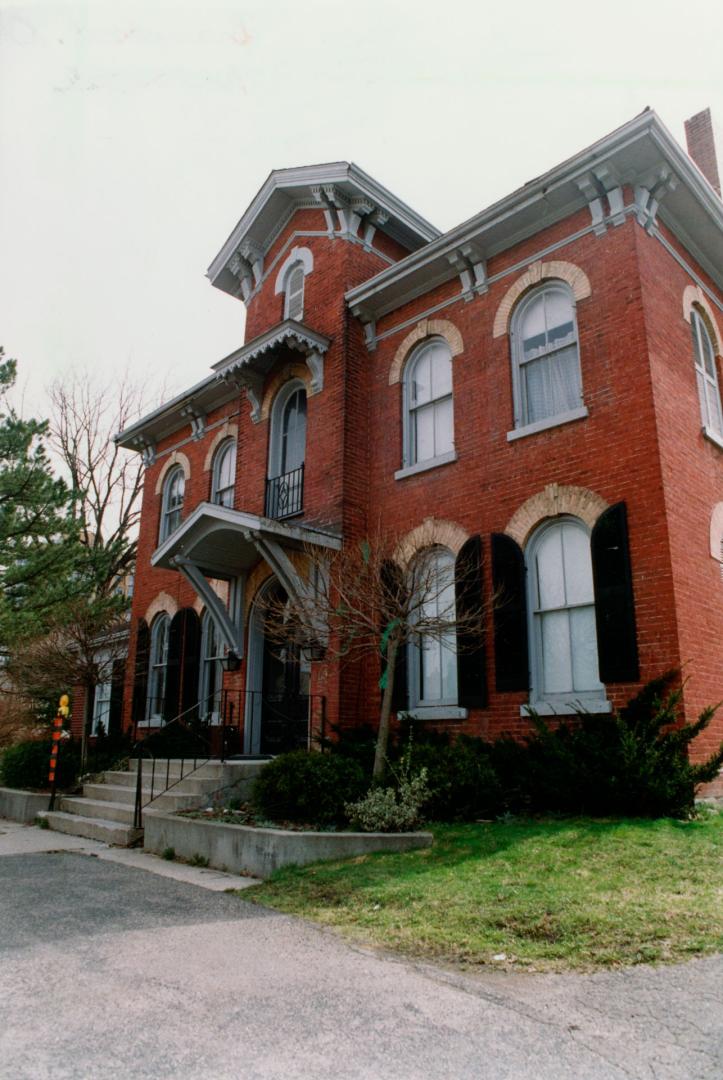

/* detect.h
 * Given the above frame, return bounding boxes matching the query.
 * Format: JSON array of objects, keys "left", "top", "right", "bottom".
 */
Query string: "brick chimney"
[{"left": 684, "top": 108, "right": 721, "bottom": 197}]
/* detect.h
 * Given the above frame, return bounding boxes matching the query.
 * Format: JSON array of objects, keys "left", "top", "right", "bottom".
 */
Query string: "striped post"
[{"left": 48, "top": 694, "right": 70, "bottom": 812}]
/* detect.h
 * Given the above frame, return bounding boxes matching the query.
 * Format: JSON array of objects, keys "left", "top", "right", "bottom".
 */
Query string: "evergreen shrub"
[
  {"left": 251, "top": 750, "right": 366, "bottom": 827},
  {"left": 0, "top": 738, "right": 80, "bottom": 790}
]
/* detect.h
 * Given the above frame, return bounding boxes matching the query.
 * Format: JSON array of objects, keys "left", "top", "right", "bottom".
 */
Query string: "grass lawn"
[{"left": 246, "top": 812, "right": 723, "bottom": 972}]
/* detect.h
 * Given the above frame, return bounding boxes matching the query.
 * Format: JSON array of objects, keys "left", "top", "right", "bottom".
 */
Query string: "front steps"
[{"left": 38, "top": 758, "right": 267, "bottom": 847}]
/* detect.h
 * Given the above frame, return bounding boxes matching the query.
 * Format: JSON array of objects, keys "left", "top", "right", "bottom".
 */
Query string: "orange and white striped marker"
[{"left": 48, "top": 694, "right": 70, "bottom": 810}]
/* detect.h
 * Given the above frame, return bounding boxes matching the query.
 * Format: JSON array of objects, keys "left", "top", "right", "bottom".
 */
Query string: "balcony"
[{"left": 265, "top": 464, "right": 304, "bottom": 519}]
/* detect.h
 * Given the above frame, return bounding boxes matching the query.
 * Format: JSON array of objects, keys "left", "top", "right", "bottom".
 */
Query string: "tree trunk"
[{"left": 373, "top": 634, "right": 398, "bottom": 782}]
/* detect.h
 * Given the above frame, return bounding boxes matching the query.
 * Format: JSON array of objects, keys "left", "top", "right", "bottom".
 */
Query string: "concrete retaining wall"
[
  {"left": 143, "top": 812, "right": 433, "bottom": 879},
  {"left": 0, "top": 787, "right": 50, "bottom": 824}
]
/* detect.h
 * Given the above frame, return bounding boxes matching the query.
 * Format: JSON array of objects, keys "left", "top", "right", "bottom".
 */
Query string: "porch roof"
[{"left": 151, "top": 503, "right": 341, "bottom": 578}]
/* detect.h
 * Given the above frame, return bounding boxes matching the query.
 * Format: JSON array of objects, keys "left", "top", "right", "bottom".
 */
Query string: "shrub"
[
  {"left": 0, "top": 738, "right": 80, "bottom": 791},
  {"left": 346, "top": 769, "right": 430, "bottom": 832},
  {"left": 410, "top": 737, "right": 503, "bottom": 821},
  {"left": 251, "top": 750, "right": 366, "bottom": 827}
]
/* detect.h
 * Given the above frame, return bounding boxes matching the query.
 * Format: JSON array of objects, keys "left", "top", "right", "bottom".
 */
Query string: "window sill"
[
  {"left": 136, "top": 719, "right": 164, "bottom": 729},
  {"left": 702, "top": 425, "right": 723, "bottom": 451},
  {"left": 507, "top": 406, "right": 588, "bottom": 443},
  {"left": 394, "top": 451, "right": 457, "bottom": 481},
  {"left": 403, "top": 706, "right": 468, "bottom": 721},
  {"left": 520, "top": 698, "right": 612, "bottom": 717}
]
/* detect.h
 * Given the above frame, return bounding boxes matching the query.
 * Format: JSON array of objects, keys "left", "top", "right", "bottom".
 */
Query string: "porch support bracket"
[
  {"left": 250, "top": 533, "right": 328, "bottom": 646},
  {"left": 172, "top": 555, "right": 245, "bottom": 657}
]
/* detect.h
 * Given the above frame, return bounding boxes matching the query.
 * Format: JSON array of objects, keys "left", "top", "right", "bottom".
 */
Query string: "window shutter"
[
  {"left": 131, "top": 619, "right": 150, "bottom": 726},
  {"left": 455, "top": 535, "right": 487, "bottom": 708},
  {"left": 380, "top": 560, "right": 408, "bottom": 712},
  {"left": 109, "top": 659, "right": 125, "bottom": 738},
  {"left": 86, "top": 683, "right": 96, "bottom": 737},
  {"left": 491, "top": 533, "right": 529, "bottom": 692},
  {"left": 180, "top": 609, "right": 202, "bottom": 717},
  {"left": 591, "top": 502, "right": 639, "bottom": 683}
]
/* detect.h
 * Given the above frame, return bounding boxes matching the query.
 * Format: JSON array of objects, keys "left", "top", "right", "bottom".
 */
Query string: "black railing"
[{"left": 265, "top": 464, "right": 304, "bottom": 519}]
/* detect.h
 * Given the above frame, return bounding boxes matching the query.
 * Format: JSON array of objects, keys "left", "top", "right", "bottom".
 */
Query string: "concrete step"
[
  {"left": 59, "top": 797, "right": 137, "bottom": 825},
  {"left": 128, "top": 759, "right": 225, "bottom": 779},
  {"left": 102, "top": 771, "right": 223, "bottom": 795},
  {"left": 37, "top": 811, "right": 142, "bottom": 847},
  {"left": 81, "top": 784, "right": 206, "bottom": 812}
]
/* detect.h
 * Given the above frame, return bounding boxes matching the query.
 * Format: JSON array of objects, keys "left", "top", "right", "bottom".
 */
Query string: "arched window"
[
  {"left": 403, "top": 339, "right": 454, "bottom": 467},
  {"left": 211, "top": 439, "right": 236, "bottom": 507},
  {"left": 408, "top": 547, "right": 458, "bottom": 708},
  {"left": 266, "top": 381, "right": 307, "bottom": 518},
  {"left": 148, "top": 614, "right": 170, "bottom": 722},
  {"left": 691, "top": 306, "right": 723, "bottom": 437},
  {"left": 160, "top": 465, "right": 185, "bottom": 541},
  {"left": 200, "top": 611, "right": 224, "bottom": 723},
  {"left": 511, "top": 283, "right": 583, "bottom": 428},
  {"left": 526, "top": 518, "right": 602, "bottom": 706},
  {"left": 284, "top": 263, "right": 305, "bottom": 321}
]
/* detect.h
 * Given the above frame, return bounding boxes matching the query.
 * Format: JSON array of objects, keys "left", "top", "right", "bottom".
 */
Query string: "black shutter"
[
  {"left": 180, "top": 609, "right": 201, "bottom": 716},
  {"left": 131, "top": 619, "right": 150, "bottom": 726},
  {"left": 165, "top": 611, "right": 184, "bottom": 721},
  {"left": 380, "top": 560, "right": 408, "bottom": 712},
  {"left": 86, "top": 683, "right": 96, "bottom": 737},
  {"left": 491, "top": 533, "right": 529, "bottom": 692},
  {"left": 455, "top": 535, "right": 487, "bottom": 708},
  {"left": 591, "top": 502, "right": 639, "bottom": 683},
  {"left": 109, "top": 659, "right": 125, "bottom": 738}
]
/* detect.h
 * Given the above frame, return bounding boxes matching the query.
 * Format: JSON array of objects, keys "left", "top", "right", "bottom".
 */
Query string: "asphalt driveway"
[{"left": 1, "top": 824, "right": 721, "bottom": 1079}]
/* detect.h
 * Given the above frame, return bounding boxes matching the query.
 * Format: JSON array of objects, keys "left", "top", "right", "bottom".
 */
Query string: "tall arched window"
[
  {"left": 200, "top": 611, "right": 224, "bottom": 723},
  {"left": 691, "top": 306, "right": 723, "bottom": 438},
  {"left": 404, "top": 339, "right": 454, "bottom": 467},
  {"left": 284, "top": 263, "right": 305, "bottom": 321},
  {"left": 511, "top": 283, "right": 583, "bottom": 428},
  {"left": 408, "top": 546, "right": 458, "bottom": 709},
  {"left": 148, "top": 614, "right": 170, "bottom": 722},
  {"left": 211, "top": 439, "right": 236, "bottom": 507},
  {"left": 526, "top": 517, "right": 602, "bottom": 707},
  {"left": 266, "top": 381, "right": 307, "bottom": 518},
  {"left": 160, "top": 465, "right": 185, "bottom": 541}
]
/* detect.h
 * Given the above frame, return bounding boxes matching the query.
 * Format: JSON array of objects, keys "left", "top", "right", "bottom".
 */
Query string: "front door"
[{"left": 259, "top": 586, "right": 310, "bottom": 755}]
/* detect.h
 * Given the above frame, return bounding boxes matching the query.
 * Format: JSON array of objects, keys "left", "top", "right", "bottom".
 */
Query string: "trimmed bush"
[
  {"left": 409, "top": 737, "right": 502, "bottom": 821},
  {"left": 251, "top": 750, "right": 366, "bottom": 827},
  {"left": 0, "top": 738, "right": 80, "bottom": 791}
]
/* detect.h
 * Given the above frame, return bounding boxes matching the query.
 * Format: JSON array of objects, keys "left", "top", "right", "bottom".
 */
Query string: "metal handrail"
[{"left": 131, "top": 698, "right": 213, "bottom": 828}]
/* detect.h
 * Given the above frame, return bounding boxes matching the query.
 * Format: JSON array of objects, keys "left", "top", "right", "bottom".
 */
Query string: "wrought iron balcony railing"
[{"left": 265, "top": 464, "right": 304, "bottom": 519}]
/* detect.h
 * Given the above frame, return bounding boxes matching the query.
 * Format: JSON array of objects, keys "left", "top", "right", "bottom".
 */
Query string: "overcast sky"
[{"left": 2, "top": 0, "right": 722, "bottom": 424}]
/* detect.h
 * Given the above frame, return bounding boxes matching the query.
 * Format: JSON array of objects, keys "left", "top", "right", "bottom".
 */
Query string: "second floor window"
[
  {"left": 266, "top": 381, "right": 307, "bottom": 518},
  {"left": 404, "top": 339, "right": 454, "bottom": 466},
  {"left": 211, "top": 439, "right": 236, "bottom": 507},
  {"left": 511, "top": 283, "right": 582, "bottom": 428},
  {"left": 691, "top": 307, "right": 723, "bottom": 438},
  {"left": 284, "top": 263, "right": 305, "bottom": 321},
  {"left": 160, "top": 466, "right": 185, "bottom": 542}
]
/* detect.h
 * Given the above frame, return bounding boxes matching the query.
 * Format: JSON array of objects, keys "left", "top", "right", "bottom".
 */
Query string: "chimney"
[{"left": 684, "top": 108, "right": 721, "bottom": 197}]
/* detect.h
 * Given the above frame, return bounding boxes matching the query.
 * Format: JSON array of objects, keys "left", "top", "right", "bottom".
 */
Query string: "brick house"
[{"left": 111, "top": 108, "right": 723, "bottom": 771}]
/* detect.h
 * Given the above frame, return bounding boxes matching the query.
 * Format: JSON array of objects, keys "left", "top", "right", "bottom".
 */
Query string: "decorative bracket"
[
  {"left": 447, "top": 243, "right": 487, "bottom": 301},
  {"left": 180, "top": 403, "right": 207, "bottom": 440},
  {"left": 131, "top": 435, "right": 156, "bottom": 466},
  {"left": 577, "top": 166, "right": 626, "bottom": 234},
  {"left": 172, "top": 556, "right": 244, "bottom": 656},
  {"left": 634, "top": 165, "right": 678, "bottom": 233}
]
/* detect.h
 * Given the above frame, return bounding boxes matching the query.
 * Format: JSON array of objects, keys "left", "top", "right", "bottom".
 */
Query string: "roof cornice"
[{"left": 346, "top": 111, "right": 723, "bottom": 322}]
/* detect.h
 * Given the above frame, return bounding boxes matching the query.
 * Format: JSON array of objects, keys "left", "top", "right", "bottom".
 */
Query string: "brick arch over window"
[
  {"left": 388, "top": 319, "right": 464, "bottom": 385},
  {"left": 682, "top": 285, "right": 722, "bottom": 352},
  {"left": 259, "top": 363, "right": 313, "bottom": 422},
  {"left": 394, "top": 517, "right": 469, "bottom": 568},
  {"left": 492, "top": 260, "right": 592, "bottom": 339},
  {"left": 144, "top": 591, "right": 179, "bottom": 624},
  {"left": 274, "top": 246, "right": 314, "bottom": 295},
  {"left": 203, "top": 423, "right": 238, "bottom": 472},
  {"left": 154, "top": 451, "right": 191, "bottom": 495},
  {"left": 710, "top": 502, "right": 723, "bottom": 564},
  {"left": 505, "top": 483, "right": 609, "bottom": 547}
]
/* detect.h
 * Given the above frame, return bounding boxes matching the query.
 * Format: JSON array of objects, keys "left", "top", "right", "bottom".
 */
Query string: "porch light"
[
  {"left": 302, "top": 643, "right": 326, "bottom": 662},
  {"left": 222, "top": 650, "right": 241, "bottom": 672}
]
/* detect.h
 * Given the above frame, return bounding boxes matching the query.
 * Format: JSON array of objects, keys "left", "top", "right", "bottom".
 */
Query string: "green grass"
[{"left": 246, "top": 812, "right": 723, "bottom": 972}]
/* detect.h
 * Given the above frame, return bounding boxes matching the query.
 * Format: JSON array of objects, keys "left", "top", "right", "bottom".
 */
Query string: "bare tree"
[
  {"left": 261, "top": 522, "right": 491, "bottom": 781},
  {"left": 48, "top": 371, "right": 146, "bottom": 591}
]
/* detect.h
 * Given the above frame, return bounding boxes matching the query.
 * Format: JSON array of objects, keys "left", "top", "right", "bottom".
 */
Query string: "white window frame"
[
  {"left": 691, "top": 307, "right": 723, "bottom": 440},
  {"left": 510, "top": 282, "right": 584, "bottom": 432},
  {"left": 147, "top": 613, "right": 170, "bottom": 724},
  {"left": 211, "top": 439, "right": 236, "bottom": 507},
  {"left": 284, "top": 263, "right": 305, "bottom": 321},
  {"left": 407, "top": 546, "right": 459, "bottom": 713},
  {"left": 160, "top": 465, "right": 185, "bottom": 542},
  {"left": 268, "top": 379, "right": 307, "bottom": 480},
  {"left": 199, "top": 611, "right": 224, "bottom": 724},
  {"left": 525, "top": 517, "right": 609, "bottom": 715},
  {"left": 402, "top": 338, "right": 455, "bottom": 471},
  {"left": 91, "top": 658, "right": 112, "bottom": 737}
]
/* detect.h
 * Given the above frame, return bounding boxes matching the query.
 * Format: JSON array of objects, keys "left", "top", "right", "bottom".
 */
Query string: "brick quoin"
[{"left": 117, "top": 117, "right": 723, "bottom": 778}]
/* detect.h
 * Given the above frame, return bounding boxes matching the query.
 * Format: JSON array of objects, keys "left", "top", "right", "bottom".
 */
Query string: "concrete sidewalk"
[{"left": 0, "top": 817, "right": 260, "bottom": 891}]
